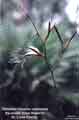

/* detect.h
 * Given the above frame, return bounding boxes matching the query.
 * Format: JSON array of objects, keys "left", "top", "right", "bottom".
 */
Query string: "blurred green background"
[{"left": 0, "top": 0, "right": 79, "bottom": 119}]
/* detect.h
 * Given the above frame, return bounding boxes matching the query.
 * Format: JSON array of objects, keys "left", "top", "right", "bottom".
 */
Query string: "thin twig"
[
  {"left": 64, "top": 31, "right": 77, "bottom": 49},
  {"left": 45, "top": 58, "right": 57, "bottom": 89},
  {"left": 45, "top": 21, "right": 51, "bottom": 41},
  {"left": 44, "top": 30, "right": 50, "bottom": 42},
  {"left": 43, "top": 44, "right": 57, "bottom": 89},
  {"left": 70, "top": 31, "right": 77, "bottom": 41},
  {"left": 53, "top": 25, "right": 63, "bottom": 47},
  {"left": 27, "top": 15, "right": 43, "bottom": 43}
]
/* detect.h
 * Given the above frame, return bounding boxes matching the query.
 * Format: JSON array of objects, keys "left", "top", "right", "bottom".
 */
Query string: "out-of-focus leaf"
[{"left": 28, "top": 33, "right": 44, "bottom": 53}]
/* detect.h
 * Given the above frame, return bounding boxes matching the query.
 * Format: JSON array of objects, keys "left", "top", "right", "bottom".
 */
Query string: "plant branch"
[
  {"left": 45, "top": 58, "right": 57, "bottom": 89},
  {"left": 45, "top": 21, "right": 53, "bottom": 42},
  {"left": 64, "top": 31, "right": 77, "bottom": 49},
  {"left": 43, "top": 44, "right": 57, "bottom": 89},
  {"left": 70, "top": 31, "right": 77, "bottom": 41},
  {"left": 27, "top": 15, "right": 43, "bottom": 43},
  {"left": 44, "top": 30, "right": 51, "bottom": 42},
  {"left": 53, "top": 25, "right": 63, "bottom": 47}
]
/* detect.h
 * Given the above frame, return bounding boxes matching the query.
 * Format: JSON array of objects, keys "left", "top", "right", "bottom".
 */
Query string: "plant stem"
[
  {"left": 27, "top": 15, "right": 43, "bottom": 43},
  {"left": 53, "top": 25, "right": 63, "bottom": 47},
  {"left": 45, "top": 57, "right": 57, "bottom": 89},
  {"left": 43, "top": 43, "right": 57, "bottom": 89}
]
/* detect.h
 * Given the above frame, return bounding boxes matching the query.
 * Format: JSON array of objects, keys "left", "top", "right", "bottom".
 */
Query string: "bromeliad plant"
[{"left": 10, "top": 15, "right": 77, "bottom": 89}]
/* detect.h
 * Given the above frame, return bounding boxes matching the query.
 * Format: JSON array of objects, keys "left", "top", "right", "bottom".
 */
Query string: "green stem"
[
  {"left": 43, "top": 43, "right": 57, "bottom": 89},
  {"left": 27, "top": 15, "right": 43, "bottom": 43}
]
